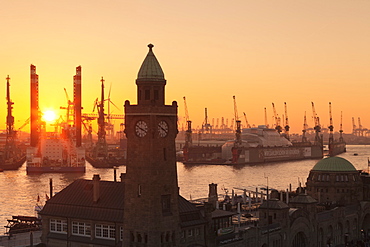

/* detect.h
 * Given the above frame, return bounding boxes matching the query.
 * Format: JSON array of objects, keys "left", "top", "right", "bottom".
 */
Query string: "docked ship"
[
  {"left": 85, "top": 77, "right": 126, "bottom": 168},
  {"left": 0, "top": 76, "right": 26, "bottom": 171},
  {"left": 26, "top": 131, "right": 85, "bottom": 173},
  {"left": 183, "top": 125, "right": 324, "bottom": 165},
  {"left": 26, "top": 65, "right": 85, "bottom": 173}
]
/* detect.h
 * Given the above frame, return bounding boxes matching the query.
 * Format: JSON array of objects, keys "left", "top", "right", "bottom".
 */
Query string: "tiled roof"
[
  {"left": 290, "top": 194, "right": 317, "bottom": 204},
  {"left": 259, "top": 199, "right": 289, "bottom": 209},
  {"left": 40, "top": 179, "right": 206, "bottom": 227},
  {"left": 40, "top": 179, "right": 124, "bottom": 222}
]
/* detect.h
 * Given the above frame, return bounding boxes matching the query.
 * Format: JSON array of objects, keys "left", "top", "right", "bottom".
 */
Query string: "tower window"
[
  {"left": 162, "top": 194, "right": 171, "bottom": 214},
  {"left": 145, "top": 90, "right": 150, "bottom": 100},
  {"left": 138, "top": 90, "right": 142, "bottom": 100},
  {"left": 154, "top": 90, "right": 159, "bottom": 100}
]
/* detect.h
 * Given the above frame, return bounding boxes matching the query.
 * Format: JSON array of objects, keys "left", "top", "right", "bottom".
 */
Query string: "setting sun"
[{"left": 42, "top": 110, "right": 57, "bottom": 123}]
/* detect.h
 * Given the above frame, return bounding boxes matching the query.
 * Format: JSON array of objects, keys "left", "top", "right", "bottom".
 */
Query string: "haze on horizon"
[{"left": 1, "top": 0, "right": 369, "bottom": 135}]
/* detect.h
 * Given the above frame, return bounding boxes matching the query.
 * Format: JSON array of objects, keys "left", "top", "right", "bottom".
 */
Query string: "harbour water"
[{"left": 0, "top": 145, "right": 369, "bottom": 235}]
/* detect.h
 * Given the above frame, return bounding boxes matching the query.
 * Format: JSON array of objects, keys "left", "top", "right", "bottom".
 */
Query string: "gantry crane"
[
  {"left": 284, "top": 102, "right": 290, "bottom": 140},
  {"left": 358, "top": 117, "right": 363, "bottom": 136},
  {"left": 352, "top": 117, "right": 357, "bottom": 136},
  {"left": 272, "top": 103, "right": 282, "bottom": 133}
]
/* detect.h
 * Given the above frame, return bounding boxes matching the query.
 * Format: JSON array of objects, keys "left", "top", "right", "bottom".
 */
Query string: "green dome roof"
[{"left": 312, "top": 157, "right": 356, "bottom": 172}]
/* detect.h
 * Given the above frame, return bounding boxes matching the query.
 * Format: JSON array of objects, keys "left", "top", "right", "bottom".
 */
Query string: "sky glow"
[{"left": 1, "top": 0, "right": 370, "bottom": 134}]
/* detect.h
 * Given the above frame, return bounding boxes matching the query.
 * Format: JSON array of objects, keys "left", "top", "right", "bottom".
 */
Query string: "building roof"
[
  {"left": 312, "top": 157, "right": 356, "bottom": 172},
  {"left": 137, "top": 44, "right": 165, "bottom": 80},
  {"left": 259, "top": 199, "right": 289, "bottom": 209},
  {"left": 39, "top": 179, "right": 125, "bottom": 222},
  {"left": 40, "top": 178, "right": 205, "bottom": 227},
  {"left": 290, "top": 194, "right": 317, "bottom": 204}
]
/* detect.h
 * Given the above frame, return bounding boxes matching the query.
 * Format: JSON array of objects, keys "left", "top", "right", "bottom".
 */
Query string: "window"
[
  {"left": 50, "top": 219, "right": 67, "bottom": 234},
  {"left": 96, "top": 224, "right": 116, "bottom": 240},
  {"left": 145, "top": 90, "right": 150, "bottom": 100},
  {"left": 162, "top": 194, "right": 171, "bottom": 214},
  {"left": 195, "top": 227, "right": 200, "bottom": 236},
  {"left": 154, "top": 90, "right": 159, "bottom": 100},
  {"left": 188, "top": 229, "right": 193, "bottom": 237},
  {"left": 120, "top": 226, "right": 123, "bottom": 241},
  {"left": 72, "top": 221, "right": 91, "bottom": 236}
]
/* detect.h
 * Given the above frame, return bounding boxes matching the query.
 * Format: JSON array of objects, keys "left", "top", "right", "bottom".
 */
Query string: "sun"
[{"left": 42, "top": 110, "right": 58, "bottom": 123}]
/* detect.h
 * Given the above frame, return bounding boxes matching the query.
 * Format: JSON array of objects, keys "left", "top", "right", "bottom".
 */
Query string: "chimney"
[
  {"left": 93, "top": 174, "right": 101, "bottom": 203},
  {"left": 208, "top": 183, "right": 218, "bottom": 209}
]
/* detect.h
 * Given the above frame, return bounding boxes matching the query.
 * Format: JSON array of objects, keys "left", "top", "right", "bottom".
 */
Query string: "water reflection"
[{"left": 0, "top": 145, "right": 368, "bottom": 234}]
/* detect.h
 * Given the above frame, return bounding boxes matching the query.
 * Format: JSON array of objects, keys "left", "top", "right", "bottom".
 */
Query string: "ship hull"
[
  {"left": 328, "top": 141, "right": 346, "bottom": 157},
  {"left": 86, "top": 155, "right": 125, "bottom": 168},
  {"left": 183, "top": 143, "right": 323, "bottom": 165},
  {"left": 0, "top": 156, "right": 26, "bottom": 171}
]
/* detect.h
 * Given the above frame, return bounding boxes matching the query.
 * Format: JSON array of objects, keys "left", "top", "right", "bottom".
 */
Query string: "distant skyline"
[{"left": 1, "top": 0, "right": 370, "bottom": 134}]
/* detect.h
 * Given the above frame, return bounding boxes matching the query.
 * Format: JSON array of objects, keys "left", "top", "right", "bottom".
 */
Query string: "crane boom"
[
  {"left": 339, "top": 111, "right": 344, "bottom": 142},
  {"left": 243, "top": 112, "right": 251, "bottom": 128}
]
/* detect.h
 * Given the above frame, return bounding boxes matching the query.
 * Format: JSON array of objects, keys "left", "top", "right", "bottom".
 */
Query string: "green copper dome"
[
  {"left": 137, "top": 44, "right": 165, "bottom": 80},
  {"left": 312, "top": 157, "right": 356, "bottom": 172}
]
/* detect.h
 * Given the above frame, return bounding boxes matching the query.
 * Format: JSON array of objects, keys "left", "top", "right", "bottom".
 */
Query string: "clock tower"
[{"left": 123, "top": 44, "right": 180, "bottom": 246}]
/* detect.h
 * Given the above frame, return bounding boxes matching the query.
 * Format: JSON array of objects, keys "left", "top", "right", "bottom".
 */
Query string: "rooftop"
[{"left": 312, "top": 157, "right": 357, "bottom": 172}]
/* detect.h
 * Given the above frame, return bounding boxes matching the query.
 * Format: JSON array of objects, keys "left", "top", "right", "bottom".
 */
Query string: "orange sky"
[{"left": 1, "top": 0, "right": 370, "bottom": 135}]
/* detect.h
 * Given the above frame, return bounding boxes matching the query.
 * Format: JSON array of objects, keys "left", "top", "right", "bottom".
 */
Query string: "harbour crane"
[
  {"left": 202, "top": 108, "right": 212, "bottom": 134},
  {"left": 232, "top": 96, "right": 242, "bottom": 163},
  {"left": 60, "top": 88, "right": 74, "bottom": 127},
  {"left": 352, "top": 117, "right": 357, "bottom": 136},
  {"left": 311, "top": 102, "right": 322, "bottom": 145},
  {"left": 328, "top": 102, "right": 334, "bottom": 145},
  {"left": 358, "top": 117, "right": 363, "bottom": 136},
  {"left": 302, "top": 111, "right": 308, "bottom": 143},
  {"left": 272, "top": 103, "right": 282, "bottom": 133},
  {"left": 284, "top": 102, "right": 290, "bottom": 140},
  {"left": 339, "top": 111, "right": 344, "bottom": 142},
  {"left": 233, "top": 96, "right": 242, "bottom": 144},
  {"left": 243, "top": 112, "right": 251, "bottom": 129},
  {"left": 183, "top": 96, "right": 192, "bottom": 147},
  {"left": 264, "top": 107, "right": 269, "bottom": 128}
]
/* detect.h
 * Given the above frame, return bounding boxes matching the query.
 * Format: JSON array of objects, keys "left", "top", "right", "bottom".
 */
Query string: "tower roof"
[
  {"left": 312, "top": 156, "right": 357, "bottom": 172},
  {"left": 137, "top": 44, "right": 165, "bottom": 80}
]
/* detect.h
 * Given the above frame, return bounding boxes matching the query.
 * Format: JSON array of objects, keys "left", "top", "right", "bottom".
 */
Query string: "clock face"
[
  {"left": 158, "top": 120, "right": 169, "bottom": 137},
  {"left": 135, "top": 120, "right": 148, "bottom": 137}
]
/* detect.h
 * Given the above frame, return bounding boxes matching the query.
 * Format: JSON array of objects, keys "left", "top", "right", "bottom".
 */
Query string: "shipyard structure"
[
  {"left": 26, "top": 65, "right": 85, "bottom": 173},
  {"left": 36, "top": 44, "right": 368, "bottom": 247}
]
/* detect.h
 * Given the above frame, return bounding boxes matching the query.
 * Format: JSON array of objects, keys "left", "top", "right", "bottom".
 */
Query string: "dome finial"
[{"left": 148, "top": 43, "right": 154, "bottom": 51}]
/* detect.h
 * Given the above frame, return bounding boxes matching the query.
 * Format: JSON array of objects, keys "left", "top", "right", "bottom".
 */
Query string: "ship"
[
  {"left": 26, "top": 65, "right": 85, "bottom": 173},
  {"left": 0, "top": 76, "right": 26, "bottom": 171},
  {"left": 26, "top": 131, "right": 86, "bottom": 173},
  {"left": 183, "top": 125, "right": 324, "bottom": 165},
  {"left": 85, "top": 77, "right": 126, "bottom": 168}
]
